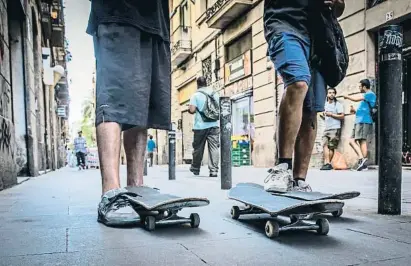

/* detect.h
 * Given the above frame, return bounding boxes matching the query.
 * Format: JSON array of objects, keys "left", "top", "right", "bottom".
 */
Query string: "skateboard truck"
[
  {"left": 231, "top": 205, "right": 329, "bottom": 239},
  {"left": 138, "top": 209, "right": 200, "bottom": 231}
]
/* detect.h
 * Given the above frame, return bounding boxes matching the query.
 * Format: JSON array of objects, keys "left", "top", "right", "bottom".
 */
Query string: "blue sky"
[{"left": 65, "top": 0, "right": 94, "bottom": 135}]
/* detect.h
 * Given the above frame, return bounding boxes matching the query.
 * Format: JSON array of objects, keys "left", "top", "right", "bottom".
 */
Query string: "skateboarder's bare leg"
[
  {"left": 293, "top": 111, "right": 317, "bottom": 180},
  {"left": 278, "top": 81, "right": 308, "bottom": 164},
  {"left": 349, "top": 139, "right": 363, "bottom": 159},
  {"left": 97, "top": 122, "right": 122, "bottom": 194},
  {"left": 359, "top": 140, "right": 368, "bottom": 158},
  {"left": 323, "top": 144, "right": 331, "bottom": 164},
  {"left": 264, "top": 82, "right": 308, "bottom": 192},
  {"left": 123, "top": 127, "right": 147, "bottom": 186}
]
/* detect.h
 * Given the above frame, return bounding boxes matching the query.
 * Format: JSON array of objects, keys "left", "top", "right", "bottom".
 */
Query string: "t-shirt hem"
[{"left": 87, "top": 17, "right": 170, "bottom": 42}]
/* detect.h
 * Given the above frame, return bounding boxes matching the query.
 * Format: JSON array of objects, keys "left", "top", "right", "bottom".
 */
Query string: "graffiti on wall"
[
  {"left": 0, "top": 118, "right": 13, "bottom": 157},
  {"left": 0, "top": 81, "right": 10, "bottom": 116}
]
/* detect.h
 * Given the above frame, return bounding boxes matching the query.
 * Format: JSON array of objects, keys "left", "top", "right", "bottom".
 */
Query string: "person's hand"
[
  {"left": 325, "top": 112, "right": 333, "bottom": 117},
  {"left": 350, "top": 105, "right": 355, "bottom": 114}
]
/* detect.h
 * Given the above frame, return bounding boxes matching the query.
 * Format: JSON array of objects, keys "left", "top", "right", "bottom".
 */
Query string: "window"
[
  {"left": 202, "top": 56, "right": 212, "bottom": 86},
  {"left": 226, "top": 31, "right": 252, "bottom": 62},
  {"left": 180, "top": 1, "right": 189, "bottom": 28}
]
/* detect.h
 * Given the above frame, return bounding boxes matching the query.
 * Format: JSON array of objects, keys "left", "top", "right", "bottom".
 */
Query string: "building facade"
[
  {"left": 0, "top": 0, "right": 70, "bottom": 190},
  {"left": 152, "top": 0, "right": 410, "bottom": 169}
]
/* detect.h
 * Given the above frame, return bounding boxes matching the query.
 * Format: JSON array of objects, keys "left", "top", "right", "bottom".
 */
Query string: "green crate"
[
  {"left": 240, "top": 160, "right": 251, "bottom": 166},
  {"left": 232, "top": 161, "right": 241, "bottom": 167}
]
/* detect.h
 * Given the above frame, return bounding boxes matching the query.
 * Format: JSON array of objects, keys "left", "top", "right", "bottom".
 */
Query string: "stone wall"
[{"left": 0, "top": 0, "right": 17, "bottom": 189}]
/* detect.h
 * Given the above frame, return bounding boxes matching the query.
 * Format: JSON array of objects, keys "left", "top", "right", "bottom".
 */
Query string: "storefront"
[
  {"left": 177, "top": 79, "right": 197, "bottom": 164},
  {"left": 401, "top": 22, "right": 411, "bottom": 165},
  {"left": 231, "top": 90, "right": 254, "bottom": 166},
  {"left": 224, "top": 49, "right": 254, "bottom": 166}
]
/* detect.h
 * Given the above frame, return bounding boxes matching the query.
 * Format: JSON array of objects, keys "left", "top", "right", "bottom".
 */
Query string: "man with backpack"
[
  {"left": 263, "top": 0, "right": 346, "bottom": 192},
  {"left": 188, "top": 76, "right": 220, "bottom": 177},
  {"left": 344, "top": 79, "right": 376, "bottom": 171}
]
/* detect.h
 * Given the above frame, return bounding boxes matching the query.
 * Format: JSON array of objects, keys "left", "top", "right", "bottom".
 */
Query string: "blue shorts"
[{"left": 268, "top": 32, "right": 326, "bottom": 112}]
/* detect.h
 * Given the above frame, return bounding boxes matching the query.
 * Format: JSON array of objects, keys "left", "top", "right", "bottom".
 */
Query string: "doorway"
[
  {"left": 231, "top": 92, "right": 254, "bottom": 165},
  {"left": 402, "top": 52, "right": 411, "bottom": 165},
  {"left": 181, "top": 110, "right": 194, "bottom": 164},
  {"left": 8, "top": 0, "right": 29, "bottom": 176}
]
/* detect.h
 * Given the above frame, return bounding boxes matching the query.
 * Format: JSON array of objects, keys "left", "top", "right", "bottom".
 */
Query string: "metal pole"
[
  {"left": 378, "top": 25, "right": 403, "bottom": 215},
  {"left": 168, "top": 130, "right": 176, "bottom": 180},
  {"left": 220, "top": 96, "right": 232, "bottom": 190},
  {"left": 143, "top": 157, "right": 147, "bottom": 176}
]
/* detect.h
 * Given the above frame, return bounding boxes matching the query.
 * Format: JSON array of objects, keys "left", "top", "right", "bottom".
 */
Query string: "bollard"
[
  {"left": 220, "top": 97, "right": 232, "bottom": 190},
  {"left": 168, "top": 130, "right": 176, "bottom": 180},
  {"left": 143, "top": 157, "right": 147, "bottom": 176},
  {"left": 378, "top": 25, "right": 403, "bottom": 215}
]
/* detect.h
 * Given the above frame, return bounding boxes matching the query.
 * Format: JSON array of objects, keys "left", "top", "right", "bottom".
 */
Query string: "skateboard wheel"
[
  {"left": 144, "top": 216, "right": 156, "bottom": 231},
  {"left": 332, "top": 209, "right": 343, "bottom": 218},
  {"left": 316, "top": 218, "right": 329, "bottom": 235},
  {"left": 265, "top": 221, "right": 280, "bottom": 238},
  {"left": 231, "top": 206, "right": 240, "bottom": 220},
  {"left": 190, "top": 213, "right": 200, "bottom": 228}
]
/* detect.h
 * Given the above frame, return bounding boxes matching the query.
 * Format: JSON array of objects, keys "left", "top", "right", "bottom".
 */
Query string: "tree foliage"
[{"left": 80, "top": 98, "right": 96, "bottom": 147}]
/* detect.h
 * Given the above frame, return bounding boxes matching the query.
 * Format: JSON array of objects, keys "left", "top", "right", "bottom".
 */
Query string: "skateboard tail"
[{"left": 125, "top": 195, "right": 210, "bottom": 211}]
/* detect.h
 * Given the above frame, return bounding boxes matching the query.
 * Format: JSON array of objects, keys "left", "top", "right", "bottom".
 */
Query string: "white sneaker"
[
  {"left": 292, "top": 180, "right": 312, "bottom": 192},
  {"left": 264, "top": 163, "right": 293, "bottom": 192}
]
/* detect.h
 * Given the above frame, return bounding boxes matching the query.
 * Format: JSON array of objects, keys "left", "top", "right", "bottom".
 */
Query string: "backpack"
[
  {"left": 311, "top": 7, "right": 349, "bottom": 88},
  {"left": 196, "top": 90, "right": 220, "bottom": 122},
  {"left": 365, "top": 100, "right": 378, "bottom": 123}
]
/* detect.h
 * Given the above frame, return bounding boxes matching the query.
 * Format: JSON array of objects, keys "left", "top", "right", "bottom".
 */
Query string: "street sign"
[{"left": 57, "top": 106, "right": 66, "bottom": 117}]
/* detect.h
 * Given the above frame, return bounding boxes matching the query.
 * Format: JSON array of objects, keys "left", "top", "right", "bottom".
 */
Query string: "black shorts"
[{"left": 93, "top": 23, "right": 171, "bottom": 131}]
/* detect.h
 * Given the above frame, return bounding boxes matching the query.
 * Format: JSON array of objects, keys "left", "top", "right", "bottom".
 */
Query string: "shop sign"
[
  {"left": 225, "top": 76, "right": 253, "bottom": 97},
  {"left": 178, "top": 79, "right": 196, "bottom": 104},
  {"left": 225, "top": 50, "right": 251, "bottom": 84},
  {"left": 57, "top": 106, "right": 66, "bottom": 117}
]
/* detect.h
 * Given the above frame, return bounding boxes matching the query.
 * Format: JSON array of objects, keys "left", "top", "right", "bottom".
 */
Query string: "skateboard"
[
  {"left": 123, "top": 186, "right": 210, "bottom": 231},
  {"left": 242, "top": 182, "right": 360, "bottom": 218},
  {"left": 228, "top": 183, "right": 344, "bottom": 239}
]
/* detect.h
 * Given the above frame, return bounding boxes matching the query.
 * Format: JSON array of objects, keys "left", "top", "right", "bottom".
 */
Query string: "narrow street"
[{"left": 1, "top": 166, "right": 411, "bottom": 265}]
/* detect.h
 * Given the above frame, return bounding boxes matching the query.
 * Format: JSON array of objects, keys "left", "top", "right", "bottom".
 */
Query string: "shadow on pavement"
[
  {"left": 138, "top": 224, "right": 210, "bottom": 239},
  {"left": 231, "top": 218, "right": 342, "bottom": 248},
  {"left": 313, "top": 214, "right": 363, "bottom": 224}
]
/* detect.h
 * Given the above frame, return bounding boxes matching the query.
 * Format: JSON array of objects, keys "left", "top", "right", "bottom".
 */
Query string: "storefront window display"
[{"left": 231, "top": 95, "right": 254, "bottom": 166}]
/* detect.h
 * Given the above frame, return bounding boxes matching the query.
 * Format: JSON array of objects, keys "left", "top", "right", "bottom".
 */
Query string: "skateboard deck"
[
  {"left": 228, "top": 183, "right": 344, "bottom": 238},
  {"left": 123, "top": 186, "right": 209, "bottom": 231},
  {"left": 236, "top": 183, "right": 359, "bottom": 217}
]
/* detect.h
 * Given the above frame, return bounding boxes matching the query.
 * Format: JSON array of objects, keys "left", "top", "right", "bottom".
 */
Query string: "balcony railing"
[
  {"left": 171, "top": 26, "right": 192, "bottom": 66},
  {"left": 41, "top": 3, "right": 52, "bottom": 40},
  {"left": 206, "top": 0, "right": 252, "bottom": 29},
  {"left": 367, "top": 0, "right": 387, "bottom": 9}
]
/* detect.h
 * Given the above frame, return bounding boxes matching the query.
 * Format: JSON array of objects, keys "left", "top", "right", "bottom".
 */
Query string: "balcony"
[
  {"left": 50, "top": 4, "right": 65, "bottom": 47},
  {"left": 367, "top": 0, "right": 387, "bottom": 9},
  {"left": 171, "top": 26, "right": 192, "bottom": 66},
  {"left": 41, "top": 2, "right": 52, "bottom": 40},
  {"left": 55, "top": 80, "right": 69, "bottom": 100},
  {"left": 206, "top": 0, "right": 252, "bottom": 29}
]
